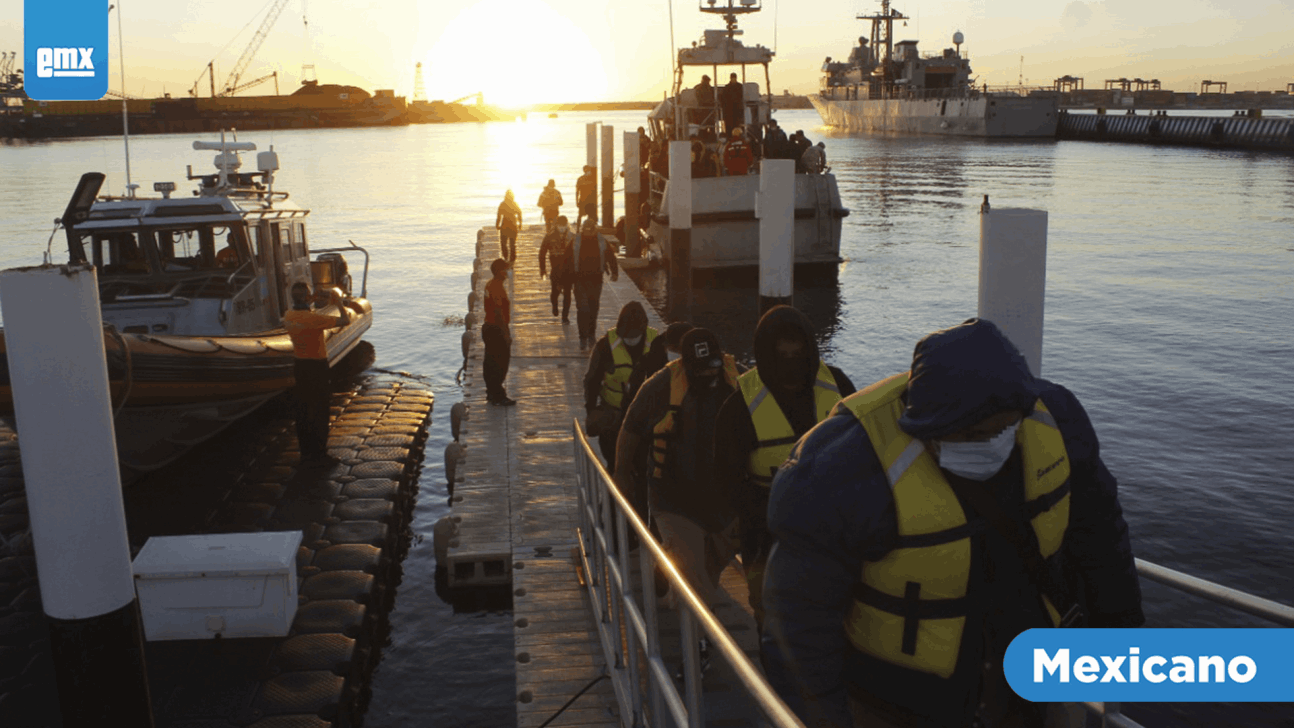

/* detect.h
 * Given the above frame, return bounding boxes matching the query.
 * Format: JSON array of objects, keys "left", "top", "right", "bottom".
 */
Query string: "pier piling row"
[{"left": 0, "top": 371, "right": 433, "bottom": 727}]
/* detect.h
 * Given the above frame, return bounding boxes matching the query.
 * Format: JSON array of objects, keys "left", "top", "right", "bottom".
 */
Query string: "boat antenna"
[
  {"left": 667, "top": 0, "right": 676, "bottom": 77},
  {"left": 109, "top": 2, "right": 135, "bottom": 197},
  {"left": 773, "top": 0, "right": 779, "bottom": 54}
]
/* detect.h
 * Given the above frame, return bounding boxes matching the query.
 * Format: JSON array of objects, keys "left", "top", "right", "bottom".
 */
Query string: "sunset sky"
[{"left": 3, "top": 0, "right": 1293, "bottom": 106}]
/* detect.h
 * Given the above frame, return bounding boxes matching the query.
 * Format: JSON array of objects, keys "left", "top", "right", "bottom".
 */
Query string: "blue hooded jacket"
[{"left": 760, "top": 319, "right": 1144, "bottom": 728}]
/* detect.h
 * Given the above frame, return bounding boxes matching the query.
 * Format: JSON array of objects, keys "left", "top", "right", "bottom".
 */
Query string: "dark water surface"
[{"left": 2, "top": 110, "right": 1291, "bottom": 727}]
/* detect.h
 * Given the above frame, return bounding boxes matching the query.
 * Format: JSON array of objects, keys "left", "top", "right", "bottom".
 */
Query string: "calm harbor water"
[{"left": 2, "top": 111, "right": 1292, "bottom": 727}]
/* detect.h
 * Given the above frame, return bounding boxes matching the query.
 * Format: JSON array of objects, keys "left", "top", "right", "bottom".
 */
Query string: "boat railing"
[
  {"left": 574, "top": 418, "right": 1294, "bottom": 728},
  {"left": 312, "top": 240, "right": 370, "bottom": 299},
  {"left": 572, "top": 419, "right": 805, "bottom": 728}
]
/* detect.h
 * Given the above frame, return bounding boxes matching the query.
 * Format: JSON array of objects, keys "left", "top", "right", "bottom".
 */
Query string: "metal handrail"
[{"left": 571, "top": 419, "right": 805, "bottom": 728}]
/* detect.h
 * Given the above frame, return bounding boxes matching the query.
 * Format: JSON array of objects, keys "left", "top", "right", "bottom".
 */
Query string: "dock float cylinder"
[
  {"left": 0, "top": 263, "right": 154, "bottom": 726},
  {"left": 586, "top": 123, "right": 599, "bottom": 222},
  {"left": 978, "top": 207, "right": 1048, "bottom": 377},
  {"left": 758, "top": 159, "right": 796, "bottom": 314},
  {"left": 668, "top": 140, "right": 693, "bottom": 319},
  {"left": 623, "top": 130, "right": 641, "bottom": 257},
  {"left": 601, "top": 124, "right": 615, "bottom": 229}
]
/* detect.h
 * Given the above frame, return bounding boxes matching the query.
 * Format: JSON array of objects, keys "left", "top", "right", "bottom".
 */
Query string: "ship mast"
[{"left": 857, "top": 0, "right": 908, "bottom": 90}]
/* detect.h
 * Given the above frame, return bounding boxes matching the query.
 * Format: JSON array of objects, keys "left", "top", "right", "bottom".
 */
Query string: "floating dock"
[
  {"left": 1058, "top": 110, "right": 1294, "bottom": 150},
  {"left": 0, "top": 371, "right": 432, "bottom": 726},
  {"left": 447, "top": 225, "right": 764, "bottom": 727}
]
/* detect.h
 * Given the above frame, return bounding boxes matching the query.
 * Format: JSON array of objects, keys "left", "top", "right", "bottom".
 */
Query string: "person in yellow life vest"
[
  {"left": 714, "top": 305, "right": 857, "bottom": 632},
  {"left": 761, "top": 319, "right": 1144, "bottom": 728},
  {"left": 582, "top": 301, "right": 657, "bottom": 470},
  {"left": 613, "top": 328, "right": 742, "bottom": 621},
  {"left": 284, "top": 282, "right": 350, "bottom": 464}
]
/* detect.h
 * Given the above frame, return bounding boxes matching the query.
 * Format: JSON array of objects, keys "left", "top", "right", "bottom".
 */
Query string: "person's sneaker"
[
  {"left": 561, "top": 316, "right": 570, "bottom": 324},
  {"left": 552, "top": 305, "right": 559, "bottom": 316},
  {"left": 492, "top": 396, "right": 517, "bottom": 407},
  {"left": 580, "top": 337, "right": 589, "bottom": 350}
]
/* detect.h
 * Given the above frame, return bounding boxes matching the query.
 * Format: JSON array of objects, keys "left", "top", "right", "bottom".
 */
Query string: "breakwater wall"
[{"left": 1058, "top": 111, "right": 1294, "bottom": 151}]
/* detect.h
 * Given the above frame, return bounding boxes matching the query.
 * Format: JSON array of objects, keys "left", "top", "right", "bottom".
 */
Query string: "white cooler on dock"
[{"left": 132, "top": 531, "right": 302, "bottom": 641}]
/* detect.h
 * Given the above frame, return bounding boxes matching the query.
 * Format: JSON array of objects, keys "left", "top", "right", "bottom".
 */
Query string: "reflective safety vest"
[
  {"left": 737, "top": 361, "right": 841, "bottom": 488},
  {"left": 841, "top": 372, "right": 1071, "bottom": 679},
  {"left": 600, "top": 326, "right": 658, "bottom": 410},
  {"left": 650, "top": 356, "right": 740, "bottom": 480}
]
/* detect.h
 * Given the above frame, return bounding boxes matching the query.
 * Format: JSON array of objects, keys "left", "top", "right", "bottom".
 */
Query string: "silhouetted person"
[
  {"left": 285, "top": 282, "right": 350, "bottom": 463},
  {"left": 721, "top": 72, "right": 745, "bottom": 133},
  {"left": 537, "top": 180, "right": 563, "bottom": 230},
  {"left": 538, "top": 215, "right": 575, "bottom": 323},
  {"left": 576, "top": 165, "right": 597, "bottom": 228},
  {"left": 496, "top": 190, "right": 522, "bottom": 264}
]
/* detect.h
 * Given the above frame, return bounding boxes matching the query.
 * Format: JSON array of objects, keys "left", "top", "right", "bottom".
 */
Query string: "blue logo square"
[{"left": 24, "top": 0, "right": 110, "bottom": 101}]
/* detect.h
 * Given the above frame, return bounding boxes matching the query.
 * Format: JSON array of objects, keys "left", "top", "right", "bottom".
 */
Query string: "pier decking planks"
[{"left": 453, "top": 226, "right": 766, "bottom": 728}]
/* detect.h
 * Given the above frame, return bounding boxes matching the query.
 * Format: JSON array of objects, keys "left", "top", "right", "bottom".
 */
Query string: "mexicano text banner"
[
  {"left": 1005, "top": 629, "right": 1294, "bottom": 702},
  {"left": 24, "top": 0, "right": 110, "bottom": 100}
]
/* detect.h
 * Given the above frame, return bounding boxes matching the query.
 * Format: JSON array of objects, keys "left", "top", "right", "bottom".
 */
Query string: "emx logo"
[
  {"left": 36, "top": 47, "right": 96, "bottom": 78},
  {"left": 25, "top": 0, "right": 109, "bottom": 100}
]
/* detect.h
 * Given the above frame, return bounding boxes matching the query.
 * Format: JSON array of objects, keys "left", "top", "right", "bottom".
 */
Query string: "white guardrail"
[{"left": 570, "top": 419, "right": 1294, "bottom": 728}]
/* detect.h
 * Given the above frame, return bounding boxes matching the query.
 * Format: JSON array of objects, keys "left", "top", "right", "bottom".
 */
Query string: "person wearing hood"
[
  {"left": 714, "top": 305, "right": 857, "bottom": 630},
  {"left": 583, "top": 301, "right": 657, "bottom": 469},
  {"left": 572, "top": 218, "right": 619, "bottom": 350},
  {"left": 760, "top": 319, "right": 1144, "bottom": 728},
  {"left": 537, "top": 179, "right": 564, "bottom": 231},
  {"left": 614, "top": 328, "right": 742, "bottom": 616},
  {"left": 495, "top": 190, "right": 523, "bottom": 264}
]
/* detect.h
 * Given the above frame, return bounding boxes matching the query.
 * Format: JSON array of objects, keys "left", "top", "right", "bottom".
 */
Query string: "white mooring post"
[
  {"left": 586, "top": 122, "right": 599, "bottom": 223},
  {"left": 758, "top": 159, "right": 796, "bottom": 314},
  {"left": 667, "top": 140, "right": 693, "bottom": 319},
  {"left": 601, "top": 124, "right": 615, "bottom": 230},
  {"left": 0, "top": 263, "right": 154, "bottom": 725},
  {"left": 623, "top": 130, "right": 641, "bottom": 257},
  {"left": 978, "top": 205, "right": 1048, "bottom": 377}
]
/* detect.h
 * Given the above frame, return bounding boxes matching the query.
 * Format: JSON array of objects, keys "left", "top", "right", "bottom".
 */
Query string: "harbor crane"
[{"left": 191, "top": 0, "right": 291, "bottom": 97}]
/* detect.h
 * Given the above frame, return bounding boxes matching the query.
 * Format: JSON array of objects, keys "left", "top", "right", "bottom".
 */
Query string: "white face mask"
[
  {"left": 667, "top": 350, "right": 681, "bottom": 362},
  {"left": 937, "top": 421, "right": 1020, "bottom": 481},
  {"left": 622, "top": 334, "right": 643, "bottom": 347}
]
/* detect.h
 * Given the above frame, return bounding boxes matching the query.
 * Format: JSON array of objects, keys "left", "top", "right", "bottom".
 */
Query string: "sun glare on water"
[{"left": 424, "top": 0, "right": 607, "bottom": 108}]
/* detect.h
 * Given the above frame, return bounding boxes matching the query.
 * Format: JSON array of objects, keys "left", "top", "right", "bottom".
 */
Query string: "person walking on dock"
[
  {"left": 537, "top": 179, "right": 563, "bottom": 231},
  {"left": 614, "top": 328, "right": 741, "bottom": 635},
  {"left": 496, "top": 190, "right": 523, "bottom": 264},
  {"left": 760, "top": 318, "right": 1144, "bottom": 728},
  {"left": 284, "top": 282, "right": 351, "bottom": 464},
  {"left": 714, "top": 305, "right": 855, "bottom": 632},
  {"left": 572, "top": 218, "right": 619, "bottom": 350},
  {"left": 575, "top": 165, "right": 597, "bottom": 229},
  {"left": 538, "top": 215, "right": 575, "bottom": 323},
  {"left": 482, "top": 258, "right": 516, "bottom": 406},
  {"left": 583, "top": 301, "right": 657, "bottom": 470}
]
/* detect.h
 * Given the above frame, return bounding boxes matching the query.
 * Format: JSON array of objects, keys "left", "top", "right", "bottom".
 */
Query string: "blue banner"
[
  {"left": 24, "top": 0, "right": 110, "bottom": 100},
  {"left": 1005, "top": 629, "right": 1294, "bottom": 702}
]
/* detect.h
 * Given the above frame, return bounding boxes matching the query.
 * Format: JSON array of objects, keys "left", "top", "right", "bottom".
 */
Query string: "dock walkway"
[{"left": 448, "top": 225, "right": 763, "bottom": 728}]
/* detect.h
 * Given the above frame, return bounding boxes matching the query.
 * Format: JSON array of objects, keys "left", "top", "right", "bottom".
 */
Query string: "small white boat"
[
  {"left": 643, "top": 0, "right": 848, "bottom": 270},
  {"left": 0, "top": 133, "right": 373, "bottom": 478}
]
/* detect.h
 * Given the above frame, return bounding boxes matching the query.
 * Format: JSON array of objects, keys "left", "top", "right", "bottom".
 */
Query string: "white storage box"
[{"left": 132, "top": 531, "right": 303, "bottom": 641}]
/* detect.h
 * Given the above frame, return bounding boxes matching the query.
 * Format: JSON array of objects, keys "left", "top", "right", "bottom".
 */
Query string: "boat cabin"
[{"left": 63, "top": 139, "right": 341, "bottom": 337}]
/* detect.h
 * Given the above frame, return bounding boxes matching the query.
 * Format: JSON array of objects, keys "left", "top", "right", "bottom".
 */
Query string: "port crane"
[{"left": 191, "top": 0, "right": 291, "bottom": 97}]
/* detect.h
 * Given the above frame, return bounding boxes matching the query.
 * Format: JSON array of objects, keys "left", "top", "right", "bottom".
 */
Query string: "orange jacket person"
[{"left": 284, "top": 282, "right": 350, "bottom": 463}]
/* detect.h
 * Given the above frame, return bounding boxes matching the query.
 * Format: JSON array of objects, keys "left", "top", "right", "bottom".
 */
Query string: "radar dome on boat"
[{"left": 953, "top": 31, "right": 964, "bottom": 45}]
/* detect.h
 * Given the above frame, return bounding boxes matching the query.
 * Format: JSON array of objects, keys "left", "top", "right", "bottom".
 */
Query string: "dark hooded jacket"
[
  {"left": 760, "top": 319, "right": 1144, "bottom": 728},
  {"left": 583, "top": 301, "right": 650, "bottom": 412},
  {"left": 715, "top": 306, "right": 855, "bottom": 561}
]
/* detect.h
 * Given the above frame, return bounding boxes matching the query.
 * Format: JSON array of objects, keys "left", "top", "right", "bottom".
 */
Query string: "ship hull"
[
  {"left": 646, "top": 173, "right": 848, "bottom": 269},
  {"left": 809, "top": 93, "right": 1059, "bottom": 138}
]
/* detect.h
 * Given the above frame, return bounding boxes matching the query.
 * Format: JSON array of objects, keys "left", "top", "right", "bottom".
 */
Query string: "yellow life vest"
[
  {"left": 840, "top": 372, "right": 1071, "bottom": 679},
  {"left": 650, "top": 356, "right": 740, "bottom": 480},
  {"left": 737, "top": 361, "right": 841, "bottom": 488},
  {"left": 600, "top": 326, "right": 659, "bottom": 410}
]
